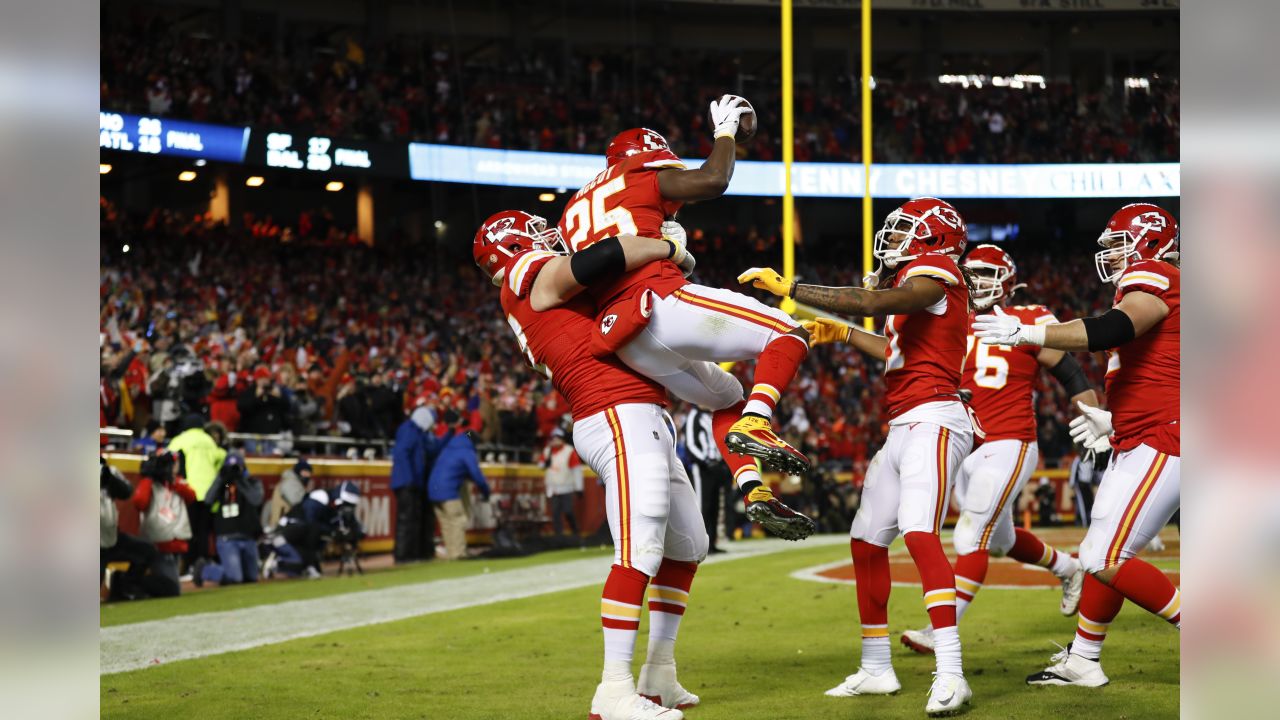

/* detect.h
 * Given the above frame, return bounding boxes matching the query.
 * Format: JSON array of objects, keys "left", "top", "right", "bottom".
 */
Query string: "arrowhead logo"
[{"left": 600, "top": 314, "right": 618, "bottom": 335}]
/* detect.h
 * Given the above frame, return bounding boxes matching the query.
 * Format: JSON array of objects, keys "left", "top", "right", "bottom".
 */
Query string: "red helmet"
[
  {"left": 473, "top": 210, "right": 566, "bottom": 287},
  {"left": 1094, "top": 203, "right": 1179, "bottom": 284},
  {"left": 605, "top": 128, "right": 683, "bottom": 168},
  {"left": 873, "top": 197, "right": 968, "bottom": 269},
  {"left": 962, "top": 244, "right": 1021, "bottom": 310}
]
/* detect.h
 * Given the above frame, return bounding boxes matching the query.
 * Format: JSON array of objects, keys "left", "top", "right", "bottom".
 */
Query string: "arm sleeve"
[
  {"left": 131, "top": 478, "right": 153, "bottom": 512},
  {"left": 466, "top": 452, "right": 491, "bottom": 494},
  {"left": 1048, "top": 353, "right": 1092, "bottom": 397},
  {"left": 241, "top": 476, "right": 265, "bottom": 507}
]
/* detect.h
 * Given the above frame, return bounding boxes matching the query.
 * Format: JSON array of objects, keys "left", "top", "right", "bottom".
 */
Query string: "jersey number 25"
[{"left": 562, "top": 176, "right": 639, "bottom": 251}]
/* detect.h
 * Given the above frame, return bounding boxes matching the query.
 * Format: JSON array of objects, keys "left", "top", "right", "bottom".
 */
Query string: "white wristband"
[{"left": 1023, "top": 323, "right": 1047, "bottom": 347}]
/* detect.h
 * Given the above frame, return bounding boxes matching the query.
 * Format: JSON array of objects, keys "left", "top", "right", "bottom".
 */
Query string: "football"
[
  {"left": 737, "top": 98, "right": 757, "bottom": 142},
  {"left": 711, "top": 96, "right": 757, "bottom": 143}
]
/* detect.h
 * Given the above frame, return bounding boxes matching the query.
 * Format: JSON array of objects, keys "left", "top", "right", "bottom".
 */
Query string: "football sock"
[
  {"left": 601, "top": 564, "right": 650, "bottom": 680},
  {"left": 1009, "top": 528, "right": 1076, "bottom": 579},
  {"left": 953, "top": 550, "right": 989, "bottom": 622},
  {"left": 1110, "top": 558, "right": 1181, "bottom": 627},
  {"left": 646, "top": 558, "right": 697, "bottom": 665},
  {"left": 741, "top": 334, "right": 808, "bottom": 419},
  {"left": 1073, "top": 574, "right": 1125, "bottom": 660},
  {"left": 904, "top": 532, "right": 962, "bottom": 675},
  {"left": 851, "top": 539, "right": 893, "bottom": 674},
  {"left": 712, "top": 403, "right": 763, "bottom": 491}
]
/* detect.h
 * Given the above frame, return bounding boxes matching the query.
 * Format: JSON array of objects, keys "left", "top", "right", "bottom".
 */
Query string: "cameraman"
[
  {"left": 278, "top": 481, "right": 363, "bottom": 578},
  {"left": 101, "top": 458, "right": 169, "bottom": 601},
  {"left": 195, "top": 454, "right": 264, "bottom": 587},
  {"left": 130, "top": 450, "right": 195, "bottom": 596}
]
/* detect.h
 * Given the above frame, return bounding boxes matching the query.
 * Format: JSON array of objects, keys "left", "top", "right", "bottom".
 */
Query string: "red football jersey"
[
  {"left": 557, "top": 150, "right": 689, "bottom": 310},
  {"left": 1107, "top": 259, "right": 1180, "bottom": 456},
  {"left": 883, "top": 254, "right": 970, "bottom": 419},
  {"left": 498, "top": 252, "right": 667, "bottom": 420},
  {"left": 962, "top": 305, "right": 1057, "bottom": 442}
]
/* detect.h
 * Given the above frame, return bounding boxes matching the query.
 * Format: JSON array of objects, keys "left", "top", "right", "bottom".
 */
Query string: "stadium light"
[
  {"left": 195, "top": 159, "right": 207, "bottom": 167},
  {"left": 326, "top": 181, "right": 344, "bottom": 192},
  {"left": 178, "top": 170, "right": 197, "bottom": 182},
  {"left": 538, "top": 192, "right": 555, "bottom": 202},
  {"left": 100, "top": 163, "right": 112, "bottom": 175},
  {"left": 122, "top": 244, "right": 130, "bottom": 253},
  {"left": 246, "top": 176, "right": 265, "bottom": 187}
]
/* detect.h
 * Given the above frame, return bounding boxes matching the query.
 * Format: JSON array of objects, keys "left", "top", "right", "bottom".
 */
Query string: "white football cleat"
[
  {"left": 589, "top": 680, "right": 683, "bottom": 720},
  {"left": 925, "top": 673, "right": 972, "bottom": 717},
  {"left": 824, "top": 667, "right": 901, "bottom": 696},
  {"left": 901, "top": 625, "right": 936, "bottom": 654},
  {"left": 1026, "top": 647, "right": 1110, "bottom": 688},
  {"left": 637, "top": 663, "right": 699, "bottom": 710},
  {"left": 1060, "top": 561, "right": 1085, "bottom": 616}
]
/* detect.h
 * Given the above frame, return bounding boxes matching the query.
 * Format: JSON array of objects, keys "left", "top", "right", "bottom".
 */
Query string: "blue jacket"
[
  {"left": 390, "top": 420, "right": 450, "bottom": 491},
  {"left": 428, "top": 433, "right": 491, "bottom": 502}
]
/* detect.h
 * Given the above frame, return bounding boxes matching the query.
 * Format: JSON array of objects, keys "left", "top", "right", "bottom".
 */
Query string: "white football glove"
[
  {"left": 973, "top": 313, "right": 1046, "bottom": 347},
  {"left": 1069, "top": 401, "right": 1114, "bottom": 453},
  {"left": 661, "top": 220, "right": 696, "bottom": 276},
  {"left": 709, "top": 94, "right": 750, "bottom": 140}
]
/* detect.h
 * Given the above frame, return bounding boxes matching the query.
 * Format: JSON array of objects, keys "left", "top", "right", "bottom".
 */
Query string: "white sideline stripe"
[
  {"left": 788, "top": 557, "right": 1063, "bottom": 590},
  {"left": 102, "top": 535, "right": 849, "bottom": 675}
]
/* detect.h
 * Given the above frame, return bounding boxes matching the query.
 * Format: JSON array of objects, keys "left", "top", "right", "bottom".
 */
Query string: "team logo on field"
[{"left": 601, "top": 314, "right": 618, "bottom": 335}]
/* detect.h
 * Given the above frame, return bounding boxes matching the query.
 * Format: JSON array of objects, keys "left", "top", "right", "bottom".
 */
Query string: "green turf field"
[{"left": 101, "top": 535, "right": 1179, "bottom": 719}]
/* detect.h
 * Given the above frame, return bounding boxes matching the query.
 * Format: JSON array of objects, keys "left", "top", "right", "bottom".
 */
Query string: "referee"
[{"left": 683, "top": 406, "right": 737, "bottom": 554}]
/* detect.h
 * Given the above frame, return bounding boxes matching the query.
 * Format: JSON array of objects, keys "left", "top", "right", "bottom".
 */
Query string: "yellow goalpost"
[{"left": 779, "top": 0, "right": 874, "bottom": 328}]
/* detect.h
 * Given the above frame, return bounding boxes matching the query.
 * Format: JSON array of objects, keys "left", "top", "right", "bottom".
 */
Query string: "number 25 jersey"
[{"left": 556, "top": 150, "right": 689, "bottom": 309}]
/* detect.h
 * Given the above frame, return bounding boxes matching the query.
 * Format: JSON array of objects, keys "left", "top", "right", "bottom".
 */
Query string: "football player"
[
  {"left": 974, "top": 203, "right": 1181, "bottom": 687},
  {"left": 475, "top": 210, "right": 703, "bottom": 719},
  {"left": 556, "top": 95, "right": 815, "bottom": 541},
  {"left": 740, "top": 197, "right": 978, "bottom": 716},
  {"left": 900, "top": 244, "right": 1097, "bottom": 656}
]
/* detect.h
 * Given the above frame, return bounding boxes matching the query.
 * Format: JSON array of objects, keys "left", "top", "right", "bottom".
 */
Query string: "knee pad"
[
  {"left": 1077, "top": 531, "right": 1108, "bottom": 574},
  {"left": 952, "top": 511, "right": 982, "bottom": 556}
]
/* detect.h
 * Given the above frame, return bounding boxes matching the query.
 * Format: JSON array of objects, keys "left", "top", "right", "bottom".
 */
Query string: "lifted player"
[
  {"left": 975, "top": 203, "right": 1181, "bottom": 687},
  {"left": 557, "top": 95, "right": 815, "bottom": 530},
  {"left": 475, "top": 210, "right": 703, "bottom": 720},
  {"left": 900, "top": 244, "right": 1097, "bottom": 656},
  {"left": 740, "top": 197, "right": 977, "bottom": 717}
]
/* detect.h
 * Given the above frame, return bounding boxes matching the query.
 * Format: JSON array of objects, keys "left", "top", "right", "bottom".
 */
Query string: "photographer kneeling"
[
  {"left": 195, "top": 453, "right": 264, "bottom": 587},
  {"left": 277, "top": 481, "right": 364, "bottom": 579},
  {"left": 130, "top": 450, "right": 195, "bottom": 596}
]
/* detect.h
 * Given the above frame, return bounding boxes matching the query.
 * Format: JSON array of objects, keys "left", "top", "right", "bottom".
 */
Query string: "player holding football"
[
  {"left": 974, "top": 203, "right": 1181, "bottom": 687},
  {"left": 740, "top": 197, "right": 978, "bottom": 716},
  {"left": 557, "top": 95, "right": 815, "bottom": 539},
  {"left": 475, "top": 210, "right": 706, "bottom": 719},
  {"left": 899, "top": 244, "right": 1097, "bottom": 656}
]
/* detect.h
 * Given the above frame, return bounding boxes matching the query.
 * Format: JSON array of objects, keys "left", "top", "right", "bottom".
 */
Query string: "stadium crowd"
[
  {"left": 100, "top": 199, "right": 1110, "bottom": 471},
  {"left": 100, "top": 19, "right": 1178, "bottom": 164}
]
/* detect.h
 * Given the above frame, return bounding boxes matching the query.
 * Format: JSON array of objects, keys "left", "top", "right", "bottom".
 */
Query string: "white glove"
[
  {"left": 660, "top": 220, "right": 696, "bottom": 276},
  {"left": 709, "top": 94, "right": 750, "bottom": 139},
  {"left": 973, "top": 313, "right": 1046, "bottom": 347},
  {"left": 1069, "top": 401, "right": 1114, "bottom": 453}
]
